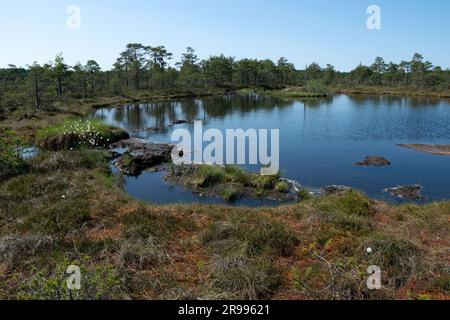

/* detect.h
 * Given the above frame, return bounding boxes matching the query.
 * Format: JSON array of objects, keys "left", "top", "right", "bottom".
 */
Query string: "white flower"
[
  {"left": 366, "top": 247, "right": 373, "bottom": 254},
  {"left": 62, "top": 195, "right": 66, "bottom": 199}
]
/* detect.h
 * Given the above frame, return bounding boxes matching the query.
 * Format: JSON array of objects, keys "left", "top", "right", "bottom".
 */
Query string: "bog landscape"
[{"left": 0, "top": 1, "right": 449, "bottom": 301}]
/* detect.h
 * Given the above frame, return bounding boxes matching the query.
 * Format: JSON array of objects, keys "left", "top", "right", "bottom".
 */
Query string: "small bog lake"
[{"left": 92, "top": 94, "right": 450, "bottom": 205}]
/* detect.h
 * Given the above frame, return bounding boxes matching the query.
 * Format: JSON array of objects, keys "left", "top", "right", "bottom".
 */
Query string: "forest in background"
[{"left": 1, "top": 43, "right": 449, "bottom": 115}]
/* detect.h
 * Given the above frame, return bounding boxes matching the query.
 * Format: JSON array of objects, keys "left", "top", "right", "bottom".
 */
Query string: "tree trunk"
[{"left": 34, "top": 72, "right": 40, "bottom": 110}]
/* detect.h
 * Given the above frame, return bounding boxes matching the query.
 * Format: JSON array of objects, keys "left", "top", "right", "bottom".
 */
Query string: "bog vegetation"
[{"left": 0, "top": 149, "right": 448, "bottom": 300}]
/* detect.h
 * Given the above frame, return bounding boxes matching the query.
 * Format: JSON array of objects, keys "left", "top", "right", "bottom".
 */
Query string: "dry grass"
[{"left": 0, "top": 149, "right": 448, "bottom": 300}]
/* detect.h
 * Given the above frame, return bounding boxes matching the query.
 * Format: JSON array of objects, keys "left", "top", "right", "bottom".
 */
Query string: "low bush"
[
  {"left": 192, "top": 165, "right": 226, "bottom": 187},
  {"left": 0, "top": 127, "right": 28, "bottom": 179}
]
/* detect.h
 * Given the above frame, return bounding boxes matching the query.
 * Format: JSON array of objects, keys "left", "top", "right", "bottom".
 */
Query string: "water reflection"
[{"left": 93, "top": 94, "right": 450, "bottom": 205}]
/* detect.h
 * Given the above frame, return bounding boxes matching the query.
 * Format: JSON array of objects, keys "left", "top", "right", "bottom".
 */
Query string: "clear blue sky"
[{"left": 0, "top": 0, "right": 448, "bottom": 71}]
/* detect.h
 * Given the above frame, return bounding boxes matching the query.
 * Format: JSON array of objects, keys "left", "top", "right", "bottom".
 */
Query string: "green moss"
[{"left": 35, "top": 119, "right": 128, "bottom": 150}]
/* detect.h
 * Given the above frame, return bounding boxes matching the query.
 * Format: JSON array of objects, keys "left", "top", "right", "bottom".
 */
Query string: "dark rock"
[
  {"left": 172, "top": 120, "right": 188, "bottom": 125},
  {"left": 115, "top": 142, "right": 174, "bottom": 176},
  {"left": 145, "top": 126, "right": 165, "bottom": 132},
  {"left": 354, "top": 156, "right": 391, "bottom": 167},
  {"left": 321, "top": 185, "right": 352, "bottom": 196},
  {"left": 384, "top": 185, "right": 425, "bottom": 201},
  {"left": 110, "top": 138, "right": 146, "bottom": 149},
  {"left": 106, "top": 150, "right": 121, "bottom": 161}
]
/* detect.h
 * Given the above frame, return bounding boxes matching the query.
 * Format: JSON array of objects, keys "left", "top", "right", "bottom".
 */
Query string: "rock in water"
[
  {"left": 384, "top": 185, "right": 425, "bottom": 201},
  {"left": 354, "top": 156, "right": 391, "bottom": 167},
  {"left": 114, "top": 141, "right": 174, "bottom": 176}
]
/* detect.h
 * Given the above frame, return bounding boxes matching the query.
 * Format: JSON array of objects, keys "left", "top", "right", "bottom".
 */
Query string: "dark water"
[{"left": 93, "top": 94, "right": 450, "bottom": 205}]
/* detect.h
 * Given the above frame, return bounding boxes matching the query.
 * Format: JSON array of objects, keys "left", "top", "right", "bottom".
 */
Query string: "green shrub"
[
  {"left": 318, "top": 190, "right": 374, "bottom": 217},
  {"left": 250, "top": 173, "right": 280, "bottom": 192},
  {"left": 297, "top": 188, "right": 312, "bottom": 201},
  {"left": 275, "top": 181, "right": 289, "bottom": 193},
  {"left": 192, "top": 165, "right": 225, "bottom": 187},
  {"left": 219, "top": 185, "right": 239, "bottom": 202},
  {"left": 0, "top": 127, "right": 27, "bottom": 178},
  {"left": 224, "top": 165, "right": 251, "bottom": 185}
]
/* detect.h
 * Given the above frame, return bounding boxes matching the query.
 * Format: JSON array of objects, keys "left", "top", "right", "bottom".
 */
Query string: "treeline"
[{"left": 1, "top": 43, "right": 449, "bottom": 112}]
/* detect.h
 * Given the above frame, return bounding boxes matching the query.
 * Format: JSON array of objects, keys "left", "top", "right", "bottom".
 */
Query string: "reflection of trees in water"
[
  {"left": 179, "top": 99, "right": 201, "bottom": 122},
  {"left": 127, "top": 104, "right": 144, "bottom": 128},
  {"left": 107, "top": 93, "right": 448, "bottom": 129},
  {"left": 113, "top": 106, "right": 124, "bottom": 123},
  {"left": 142, "top": 100, "right": 202, "bottom": 125},
  {"left": 298, "top": 96, "right": 333, "bottom": 108},
  {"left": 104, "top": 95, "right": 340, "bottom": 128},
  {"left": 202, "top": 94, "right": 296, "bottom": 118},
  {"left": 346, "top": 94, "right": 442, "bottom": 108},
  {"left": 140, "top": 102, "right": 174, "bottom": 127},
  {"left": 406, "top": 96, "right": 441, "bottom": 108}
]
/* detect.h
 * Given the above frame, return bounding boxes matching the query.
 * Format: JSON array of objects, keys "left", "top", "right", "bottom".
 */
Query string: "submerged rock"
[
  {"left": 354, "top": 156, "right": 391, "bottom": 167},
  {"left": 384, "top": 185, "right": 425, "bottom": 201}
]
